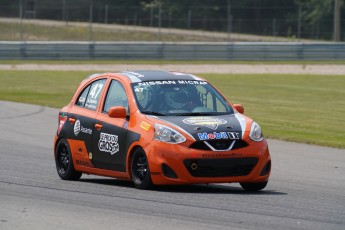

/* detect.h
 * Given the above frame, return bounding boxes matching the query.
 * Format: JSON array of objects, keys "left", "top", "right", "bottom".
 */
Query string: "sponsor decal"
[
  {"left": 78, "top": 97, "right": 86, "bottom": 104},
  {"left": 198, "top": 132, "right": 228, "bottom": 140},
  {"left": 197, "top": 132, "right": 240, "bottom": 140},
  {"left": 202, "top": 153, "right": 243, "bottom": 158},
  {"left": 138, "top": 80, "right": 176, "bottom": 86},
  {"left": 73, "top": 120, "right": 93, "bottom": 136},
  {"left": 177, "top": 80, "right": 207, "bottom": 85},
  {"left": 140, "top": 121, "right": 151, "bottom": 131},
  {"left": 138, "top": 80, "right": 207, "bottom": 86},
  {"left": 183, "top": 117, "right": 227, "bottom": 130},
  {"left": 98, "top": 132, "right": 119, "bottom": 155},
  {"left": 86, "top": 98, "right": 97, "bottom": 105},
  {"left": 74, "top": 120, "right": 81, "bottom": 136},
  {"left": 227, "top": 132, "right": 240, "bottom": 140},
  {"left": 81, "top": 126, "right": 92, "bottom": 135}
]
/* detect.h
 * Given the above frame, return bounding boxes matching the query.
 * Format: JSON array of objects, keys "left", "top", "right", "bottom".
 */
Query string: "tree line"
[{"left": 0, "top": 0, "right": 343, "bottom": 40}]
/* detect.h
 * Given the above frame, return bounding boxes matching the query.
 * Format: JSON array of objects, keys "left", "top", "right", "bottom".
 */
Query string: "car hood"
[{"left": 148, "top": 114, "right": 248, "bottom": 141}]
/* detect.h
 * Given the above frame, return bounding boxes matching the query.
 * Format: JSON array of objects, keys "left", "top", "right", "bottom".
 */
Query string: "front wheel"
[
  {"left": 240, "top": 181, "right": 268, "bottom": 192},
  {"left": 131, "top": 148, "right": 152, "bottom": 189},
  {"left": 55, "top": 139, "right": 82, "bottom": 180}
]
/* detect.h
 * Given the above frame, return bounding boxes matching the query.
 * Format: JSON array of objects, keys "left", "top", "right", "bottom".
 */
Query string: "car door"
[
  {"left": 92, "top": 79, "right": 130, "bottom": 172},
  {"left": 66, "top": 78, "right": 107, "bottom": 155}
]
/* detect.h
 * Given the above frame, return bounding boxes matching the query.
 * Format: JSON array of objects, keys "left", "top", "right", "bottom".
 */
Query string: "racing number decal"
[
  {"left": 89, "top": 83, "right": 103, "bottom": 99},
  {"left": 85, "top": 80, "right": 106, "bottom": 111}
]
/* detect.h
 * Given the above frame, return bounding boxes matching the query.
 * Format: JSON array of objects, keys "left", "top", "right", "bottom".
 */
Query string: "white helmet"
[{"left": 164, "top": 87, "right": 188, "bottom": 109}]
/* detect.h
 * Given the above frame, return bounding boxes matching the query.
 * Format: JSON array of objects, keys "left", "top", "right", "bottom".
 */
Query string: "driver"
[
  {"left": 162, "top": 86, "right": 198, "bottom": 112},
  {"left": 165, "top": 87, "right": 187, "bottom": 109}
]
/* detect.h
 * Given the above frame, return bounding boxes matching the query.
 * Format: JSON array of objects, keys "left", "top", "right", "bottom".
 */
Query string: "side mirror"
[
  {"left": 108, "top": 106, "right": 127, "bottom": 119},
  {"left": 233, "top": 104, "right": 244, "bottom": 114}
]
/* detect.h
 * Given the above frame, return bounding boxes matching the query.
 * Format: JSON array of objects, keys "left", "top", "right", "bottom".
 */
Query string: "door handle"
[
  {"left": 95, "top": 123, "right": 103, "bottom": 130},
  {"left": 69, "top": 117, "right": 76, "bottom": 124}
]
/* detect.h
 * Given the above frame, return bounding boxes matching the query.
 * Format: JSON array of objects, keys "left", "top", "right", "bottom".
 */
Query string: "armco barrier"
[{"left": 1, "top": 41, "right": 345, "bottom": 60}]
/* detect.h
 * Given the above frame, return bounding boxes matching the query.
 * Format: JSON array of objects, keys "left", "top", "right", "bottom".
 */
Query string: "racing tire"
[
  {"left": 131, "top": 148, "right": 152, "bottom": 190},
  {"left": 240, "top": 181, "right": 268, "bottom": 192},
  {"left": 55, "top": 139, "right": 82, "bottom": 180}
]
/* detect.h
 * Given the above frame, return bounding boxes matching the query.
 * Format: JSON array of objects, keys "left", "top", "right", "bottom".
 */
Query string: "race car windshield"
[{"left": 132, "top": 80, "right": 234, "bottom": 116}]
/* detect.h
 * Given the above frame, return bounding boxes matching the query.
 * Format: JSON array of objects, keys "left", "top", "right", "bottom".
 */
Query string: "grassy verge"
[
  {"left": 0, "top": 71, "right": 90, "bottom": 108},
  {"left": 0, "top": 22, "right": 223, "bottom": 42},
  {"left": 202, "top": 74, "right": 345, "bottom": 149},
  {"left": 0, "top": 70, "right": 344, "bottom": 148}
]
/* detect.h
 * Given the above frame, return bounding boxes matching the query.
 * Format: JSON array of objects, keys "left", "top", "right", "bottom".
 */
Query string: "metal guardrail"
[{"left": 1, "top": 42, "right": 345, "bottom": 60}]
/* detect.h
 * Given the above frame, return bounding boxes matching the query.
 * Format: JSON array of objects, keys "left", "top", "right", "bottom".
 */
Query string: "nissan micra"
[{"left": 54, "top": 70, "right": 271, "bottom": 191}]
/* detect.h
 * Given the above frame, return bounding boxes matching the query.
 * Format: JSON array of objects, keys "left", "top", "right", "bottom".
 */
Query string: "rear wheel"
[
  {"left": 55, "top": 139, "right": 82, "bottom": 180},
  {"left": 240, "top": 181, "right": 268, "bottom": 192},
  {"left": 131, "top": 148, "right": 152, "bottom": 189}
]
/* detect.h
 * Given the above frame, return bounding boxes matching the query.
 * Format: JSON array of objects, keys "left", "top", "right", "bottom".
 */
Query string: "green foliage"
[
  {"left": 295, "top": 0, "right": 333, "bottom": 25},
  {"left": 0, "top": 0, "right": 341, "bottom": 39}
]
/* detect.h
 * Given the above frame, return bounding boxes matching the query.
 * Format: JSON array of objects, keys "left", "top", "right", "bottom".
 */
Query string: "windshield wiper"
[
  {"left": 142, "top": 111, "right": 167, "bottom": 116},
  {"left": 172, "top": 112, "right": 215, "bottom": 116}
]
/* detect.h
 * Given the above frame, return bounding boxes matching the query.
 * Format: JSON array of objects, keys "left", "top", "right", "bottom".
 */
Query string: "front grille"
[
  {"left": 189, "top": 140, "right": 248, "bottom": 151},
  {"left": 189, "top": 141, "right": 209, "bottom": 150},
  {"left": 184, "top": 158, "right": 258, "bottom": 177}
]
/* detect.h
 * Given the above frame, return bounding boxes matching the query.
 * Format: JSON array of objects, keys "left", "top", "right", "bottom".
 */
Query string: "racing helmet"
[{"left": 164, "top": 87, "right": 188, "bottom": 109}]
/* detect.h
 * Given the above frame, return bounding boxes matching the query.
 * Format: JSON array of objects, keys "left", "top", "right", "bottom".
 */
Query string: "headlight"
[
  {"left": 249, "top": 121, "right": 264, "bottom": 142},
  {"left": 154, "top": 124, "right": 186, "bottom": 144}
]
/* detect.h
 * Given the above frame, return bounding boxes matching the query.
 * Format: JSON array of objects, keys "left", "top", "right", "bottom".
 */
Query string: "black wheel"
[
  {"left": 55, "top": 139, "right": 82, "bottom": 180},
  {"left": 240, "top": 181, "right": 268, "bottom": 192},
  {"left": 131, "top": 148, "right": 152, "bottom": 189}
]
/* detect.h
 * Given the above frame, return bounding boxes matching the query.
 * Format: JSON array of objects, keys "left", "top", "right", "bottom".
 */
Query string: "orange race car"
[{"left": 54, "top": 70, "right": 271, "bottom": 191}]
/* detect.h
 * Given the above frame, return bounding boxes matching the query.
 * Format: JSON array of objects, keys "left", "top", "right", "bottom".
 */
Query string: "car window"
[
  {"left": 132, "top": 81, "right": 233, "bottom": 116},
  {"left": 103, "top": 80, "right": 129, "bottom": 114},
  {"left": 76, "top": 85, "right": 90, "bottom": 107},
  {"left": 76, "top": 79, "right": 106, "bottom": 111},
  {"left": 199, "top": 85, "right": 228, "bottom": 112}
]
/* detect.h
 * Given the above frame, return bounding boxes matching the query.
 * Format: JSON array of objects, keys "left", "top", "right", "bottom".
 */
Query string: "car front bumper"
[{"left": 145, "top": 139, "right": 271, "bottom": 185}]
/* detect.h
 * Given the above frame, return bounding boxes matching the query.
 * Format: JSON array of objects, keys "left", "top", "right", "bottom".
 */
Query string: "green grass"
[
  {"left": 202, "top": 74, "right": 345, "bottom": 149},
  {"left": 0, "top": 71, "right": 91, "bottom": 108},
  {"left": 0, "top": 22, "right": 224, "bottom": 42},
  {"left": 0, "top": 70, "right": 344, "bottom": 148}
]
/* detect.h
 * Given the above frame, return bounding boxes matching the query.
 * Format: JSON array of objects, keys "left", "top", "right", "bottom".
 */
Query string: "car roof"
[{"left": 120, "top": 70, "right": 204, "bottom": 83}]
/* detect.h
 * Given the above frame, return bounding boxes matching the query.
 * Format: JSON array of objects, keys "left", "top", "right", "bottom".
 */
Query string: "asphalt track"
[{"left": 0, "top": 101, "right": 344, "bottom": 230}]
